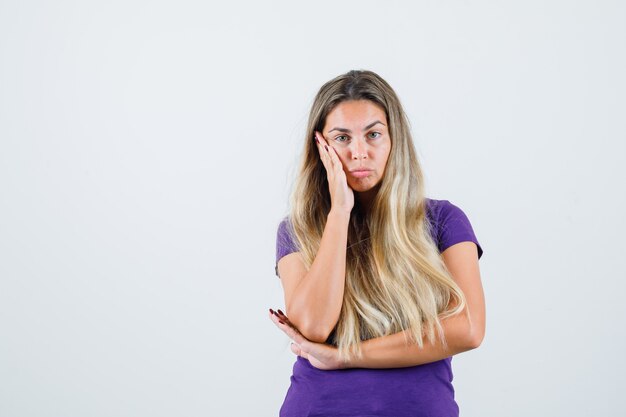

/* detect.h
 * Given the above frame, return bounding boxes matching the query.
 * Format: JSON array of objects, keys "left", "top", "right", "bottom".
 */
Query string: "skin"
[
  {"left": 318, "top": 99, "right": 392, "bottom": 211},
  {"left": 269, "top": 241, "right": 485, "bottom": 370},
  {"left": 272, "top": 100, "right": 391, "bottom": 341},
  {"left": 269, "top": 100, "right": 485, "bottom": 370}
]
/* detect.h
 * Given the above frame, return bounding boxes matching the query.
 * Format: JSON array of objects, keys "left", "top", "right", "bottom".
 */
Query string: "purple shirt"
[{"left": 274, "top": 198, "right": 483, "bottom": 417}]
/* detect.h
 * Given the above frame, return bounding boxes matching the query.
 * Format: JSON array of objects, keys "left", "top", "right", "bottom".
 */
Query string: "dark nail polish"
[
  {"left": 279, "top": 320, "right": 285, "bottom": 324},
  {"left": 272, "top": 311, "right": 279, "bottom": 317},
  {"left": 277, "top": 309, "right": 285, "bottom": 316},
  {"left": 325, "top": 145, "right": 328, "bottom": 151},
  {"left": 269, "top": 308, "right": 274, "bottom": 314}
]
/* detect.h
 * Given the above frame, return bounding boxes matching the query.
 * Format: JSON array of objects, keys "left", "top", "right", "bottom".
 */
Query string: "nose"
[{"left": 350, "top": 137, "right": 368, "bottom": 160}]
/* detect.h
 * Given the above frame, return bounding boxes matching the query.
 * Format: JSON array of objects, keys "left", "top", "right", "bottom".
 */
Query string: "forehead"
[{"left": 324, "top": 100, "right": 387, "bottom": 128}]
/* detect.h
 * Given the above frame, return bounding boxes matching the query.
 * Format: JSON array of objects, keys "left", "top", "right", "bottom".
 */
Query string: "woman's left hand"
[{"left": 268, "top": 308, "right": 348, "bottom": 371}]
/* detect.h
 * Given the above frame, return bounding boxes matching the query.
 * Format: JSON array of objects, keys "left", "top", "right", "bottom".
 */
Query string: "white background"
[{"left": 1, "top": 1, "right": 624, "bottom": 416}]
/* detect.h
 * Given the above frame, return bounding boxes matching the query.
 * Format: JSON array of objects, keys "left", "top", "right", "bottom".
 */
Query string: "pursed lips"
[{"left": 349, "top": 169, "right": 372, "bottom": 178}]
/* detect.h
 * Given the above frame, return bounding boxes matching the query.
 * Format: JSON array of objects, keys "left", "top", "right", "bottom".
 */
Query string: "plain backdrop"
[{"left": 1, "top": 1, "right": 625, "bottom": 416}]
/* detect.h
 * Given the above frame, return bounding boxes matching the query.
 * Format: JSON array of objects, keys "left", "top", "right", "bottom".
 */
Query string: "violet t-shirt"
[{"left": 274, "top": 198, "right": 483, "bottom": 417}]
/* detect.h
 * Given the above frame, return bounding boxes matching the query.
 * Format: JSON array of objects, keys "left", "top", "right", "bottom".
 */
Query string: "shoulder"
[
  {"left": 425, "top": 198, "right": 484, "bottom": 260},
  {"left": 277, "top": 216, "right": 293, "bottom": 237},
  {"left": 425, "top": 197, "right": 459, "bottom": 218},
  {"left": 275, "top": 216, "right": 299, "bottom": 272},
  {"left": 426, "top": 198, "right": 465, "bottom": 220},
  {"left": 276, "top": 216, "right": 295, "bottom": 245}
]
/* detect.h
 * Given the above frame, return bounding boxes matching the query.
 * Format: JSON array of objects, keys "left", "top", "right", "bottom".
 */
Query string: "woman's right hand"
[{"left": 314, "top": 131, "right": 354, "bottom": 214}]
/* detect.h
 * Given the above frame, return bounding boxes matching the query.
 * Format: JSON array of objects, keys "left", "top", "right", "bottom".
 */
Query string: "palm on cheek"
[{"left": 269, "top": 309, "right": 346, "bottom": 371}]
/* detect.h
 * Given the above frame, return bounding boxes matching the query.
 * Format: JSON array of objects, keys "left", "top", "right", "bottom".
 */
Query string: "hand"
[
  {"left": 314, "top": 131, "right": 354, "bottom": 214},
  {"left": 268, "top": 308, "right": 348, "bottom": 371}
]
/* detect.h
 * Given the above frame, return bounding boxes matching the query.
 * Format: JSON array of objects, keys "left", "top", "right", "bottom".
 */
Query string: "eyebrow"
[{"left": 328, "top": 120, "right": 386, "bottom": 134}]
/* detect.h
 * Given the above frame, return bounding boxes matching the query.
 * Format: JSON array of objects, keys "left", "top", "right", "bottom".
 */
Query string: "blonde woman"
[{"left": 269, "top": 70, "right": 485, "bottom": 417}]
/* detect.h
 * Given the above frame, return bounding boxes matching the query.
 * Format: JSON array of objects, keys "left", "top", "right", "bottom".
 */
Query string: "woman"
[{"left": 269, "top": 69, "right": 485, "bottom": 417}]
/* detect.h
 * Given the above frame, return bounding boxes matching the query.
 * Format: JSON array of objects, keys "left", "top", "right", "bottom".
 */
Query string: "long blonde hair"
[{"left": 288, "top": 70, "right": 468, "bottom": 362}]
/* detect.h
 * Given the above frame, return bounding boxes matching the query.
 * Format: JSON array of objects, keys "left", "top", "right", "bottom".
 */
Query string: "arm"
[
  {"left": 348, "top": 241, "right": 486, "bottom": 368},
  {"left": 278, "top": 209, "right": 350, "bottom": 343}
]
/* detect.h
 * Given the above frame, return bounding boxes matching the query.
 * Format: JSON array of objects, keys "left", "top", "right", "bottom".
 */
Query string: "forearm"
[
  {"left": 349, "top": 241, "right": 487, "bottom": 369},
  {"left": 348, "top": 310, "right": 480, "bottom": 369},
  {"left": 287, "top": 209, "right": 350, "bottom": 342}
]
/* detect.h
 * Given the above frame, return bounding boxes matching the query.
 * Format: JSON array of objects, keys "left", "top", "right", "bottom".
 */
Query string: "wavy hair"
[{"left": 288, "top": 69, "right": 469, "bottom": 362}]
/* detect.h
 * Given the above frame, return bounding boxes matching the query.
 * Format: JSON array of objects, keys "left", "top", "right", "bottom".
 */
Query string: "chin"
[
  {"left": 350, "top": 185, "right": 371, "bottom": 193},
  {"left": 348, "top": 179, "right": 380, "bottom": 193}
]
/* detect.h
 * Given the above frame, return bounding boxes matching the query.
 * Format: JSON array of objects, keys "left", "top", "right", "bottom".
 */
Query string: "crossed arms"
[{"left": 274, "top": 210, "right": 485, "bottom": 369}]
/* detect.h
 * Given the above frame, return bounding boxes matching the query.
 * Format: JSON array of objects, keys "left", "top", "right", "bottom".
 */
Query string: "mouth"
[{"left": 349, "top": 169, "right": 372, "bottom": 178}]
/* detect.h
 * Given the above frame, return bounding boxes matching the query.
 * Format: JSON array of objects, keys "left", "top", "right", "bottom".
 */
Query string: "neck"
[{"left": 355, "top": 184, "right": 381, "bottom": 214}]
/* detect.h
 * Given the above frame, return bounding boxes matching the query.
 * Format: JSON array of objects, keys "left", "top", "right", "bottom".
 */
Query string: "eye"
[
  {"left": 334, "top": 135, "right": 349, "bottom": 143},
  {"left": 368, "top": 132, "right": 382, "bottom": 139}
]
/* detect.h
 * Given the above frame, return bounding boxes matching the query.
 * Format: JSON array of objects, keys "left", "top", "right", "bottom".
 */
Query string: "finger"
[
  {"left": 314, "top": 132, "right": 334, "bottom": 169},
  {"left": 291, "top": 343, "right": 309, "bottom": 360},
  {"left": 275, "top": 309, "right": 293, "bottom": 324},
  {"left": 272, "top": 309, "right": 296, "bottom": 329},
  {"left": 269, "top": 311, "right": 283, "bottom": 326},
  {"left": 275, "top": 310, "right": 309, "bottom": 344},
  {"left": 269, "top": 309, "right": 284, "bottom": 324},
  {"left": 314, "top": 131, "right": 329, "bottom": 147},
  {"left": 317, "top": 134, "right": 341, "bottom": 172},
  {"left": 269, "top": 309, "right": 310, "bottom": 346},
  {"left": 274, "top": 318, "right": 308, "bottom": 345},
  {"left": 325, "top": 143, "right": 343, "bottom": 170},
  {"left": 269, "top": 309, "right": 286, "bottom": 322},
  {"left": 293, "top": 344, "right": 309, "bottom": 360},
  {"left": 269, "top": 312, "right": 297, "bottom": 334}
]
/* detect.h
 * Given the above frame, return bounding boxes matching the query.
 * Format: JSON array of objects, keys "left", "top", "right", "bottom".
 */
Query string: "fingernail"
[
  {"left": 272, "top": 311, "right": 280, "bottom": 317},
  {"left": 277, "top": 309, "right": 285, "bottom": 316},
  {"left": 269, "top": 308, "right": 274, "bottom": 314},
  {"left": 325, "top": 145, "right": 328, "bottom": 151},
  {"left": 279, "top": 320, "right": 285, "bottom": 324}
]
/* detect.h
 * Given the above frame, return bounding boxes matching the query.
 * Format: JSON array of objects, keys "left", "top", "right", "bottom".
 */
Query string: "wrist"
[
  {"left": 343, "top": 353, "right": 357, "bottom": 369},
  {"left": 328, "top": 208, "right": 352, "bottom": 221},
  {"left": 343, "top": 346, "right": 367, "bottom": 369},
  {"left": 347, "top": 342, "right": 367, "bottom": 369}
]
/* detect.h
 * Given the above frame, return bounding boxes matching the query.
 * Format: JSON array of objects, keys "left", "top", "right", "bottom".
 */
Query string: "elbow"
[
  {"left": 285, "top": 307, "right": 333, "bottom": 343},
  {"left": 299, "top": 322, "right": 333, "bottom": 343},
  {"left": 466, "top": 333, "right": 483, "bottom": 350},
  {"left": 465, "top": 327, "right": 485, "bottom": 350},
  {"left": 304, "top": 329, "right": 331, "bottom": 344}
]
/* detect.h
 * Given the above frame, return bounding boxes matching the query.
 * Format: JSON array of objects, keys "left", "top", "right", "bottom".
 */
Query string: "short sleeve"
[
  {"left": 275, "top": 217, "right": 299, "bottom": 276},
  {"left": 437, "top": 200, "right": 484, "bottom": 259}
]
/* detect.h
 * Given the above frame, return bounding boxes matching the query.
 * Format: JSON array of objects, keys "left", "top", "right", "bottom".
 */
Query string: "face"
[{"left": 322, "top": 100, "right": 392, "bottom": 195}]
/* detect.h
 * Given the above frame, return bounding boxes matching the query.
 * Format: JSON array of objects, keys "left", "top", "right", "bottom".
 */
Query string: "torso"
[{"left": 278, "top": 198, "right": 460, "bottom": 417}]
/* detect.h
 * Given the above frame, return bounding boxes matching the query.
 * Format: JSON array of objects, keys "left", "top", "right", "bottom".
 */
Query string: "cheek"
[
  {"left": 379, "top": 149, "right": 391, "bottom": 172},
  {"left": 334, "top": 150, "right": 349, "bottom": 167}
]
